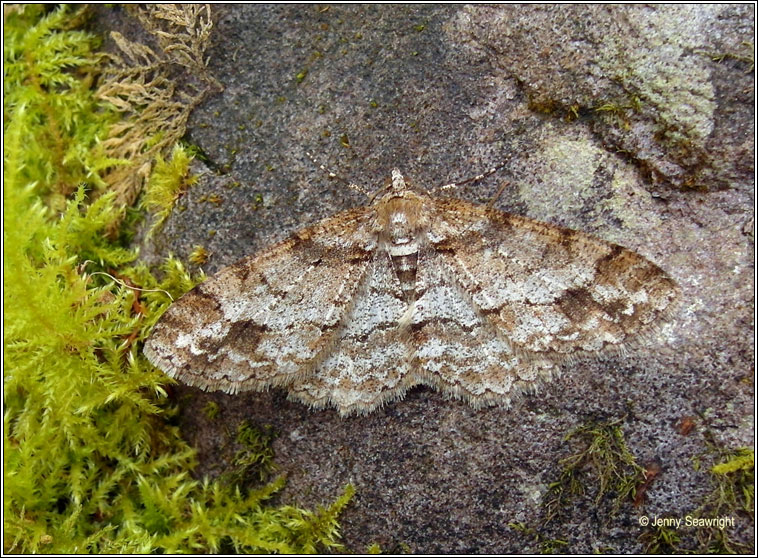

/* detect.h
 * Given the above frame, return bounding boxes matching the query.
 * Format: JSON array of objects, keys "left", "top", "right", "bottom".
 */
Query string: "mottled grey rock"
[
  {"left": 455, "top": 4, "right": 754, "bottom": 191},
  {"left": 95, "top": 4, "right": 753, "bottom": 553}
]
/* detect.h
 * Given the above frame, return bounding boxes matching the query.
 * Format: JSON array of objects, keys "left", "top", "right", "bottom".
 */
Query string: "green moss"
[
  {"left": 224, "top": 422, "right": 278, "bottom": 485},
  {"left": 543, "top": 418, "right": 645, "bottom": 524},
  {"left": 509, "top": 522, "right": 569, "bottom": 554},
  {"left": 526, "top": 420, "right": 754, "bottom": 553},
  {"left": 690, "top": 445, "right": 753, "bottom": 553},
  {"left": 143, "top": 144, "right": 198, "bottom": 235},
  {"left": 251, "top": 192, "right": 265, "bottom": 211},
  {"left": 4, "top": 6, "right": 353, "bottom": 554},
  {"left": 511, "top": 419, "right": 644, "bottom": 552},
  {"left": 188, "top": 245, "right": 210, "bottom": 266},
  {"left": 202, "top": 401, "right": 220, "bottom": 420},
  {"left": 694, "top": 442, "right": 754, "bottom": 517},
  {"left": 710, "top": 447, "right": 753, "bottom": 477},
  {"left": 593, "top": 94, "right": 642, "bottom": 130},
  {"left": 639, "top": 524, "right": 682, "bottom": 554},
  {"left": 3, "top": 5, "right": 121, "bottom": 211}
]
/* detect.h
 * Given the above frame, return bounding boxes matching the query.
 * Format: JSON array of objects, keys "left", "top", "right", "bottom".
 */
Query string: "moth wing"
[
  {"left": 144, "top": 206, "right": 377, "bottom": 393},
  {"left": 407, "top": 248, "right": 556, "bottom": 407},
  {"left": 287, "top": 252, "right": 417, "bottom": 415},
  {"left": 427, "top": 198, "right": 679, "bottom": 358}
]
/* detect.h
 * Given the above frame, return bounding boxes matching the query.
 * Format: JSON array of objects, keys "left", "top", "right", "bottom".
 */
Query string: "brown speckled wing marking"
[{"left": 144, "top": 169, "right": 679, "bottom": 416}]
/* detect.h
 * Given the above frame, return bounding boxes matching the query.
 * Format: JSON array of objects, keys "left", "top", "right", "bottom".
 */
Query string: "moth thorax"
[{"left": 376, "top": 195, "right": 426, "bottom": 248}]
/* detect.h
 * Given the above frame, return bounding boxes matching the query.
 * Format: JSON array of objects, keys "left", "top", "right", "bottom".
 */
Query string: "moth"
[{"left": 144, "top": 169, "right": 679, "bottom": 416}]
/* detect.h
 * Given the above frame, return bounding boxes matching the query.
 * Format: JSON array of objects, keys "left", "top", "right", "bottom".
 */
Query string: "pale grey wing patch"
[
  {"left": 428, "top": 199, "right": 679, "bottom": 357},
  {"left": 287, "top": 253, "right": 416, "bottom": 415},
  {"left": 144, "top": 207, "right": 376, "bottom": 393},
  {"left": 411, "top": 251, "right": 555, "bottom": 406}
]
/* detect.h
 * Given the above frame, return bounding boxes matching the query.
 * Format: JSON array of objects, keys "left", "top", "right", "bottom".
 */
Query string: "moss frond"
[
  {"left": 273, "top": 484, "right": 357, "bottom": 554},
  {"left": 188, "top": 244, "right": 210, "bottom": 265},
  {"left": 691, "top": 446, "right": 754, "bottom": 553},
  {"left": 142, "top": 143, "right": 198, "bottom": 235},
  {"left": 3, "top": 5, "right": 119, "bottom": 211},
  {"left": 508, "top": 522, "right": 569, "bottom": 554},
  {"left": 131, "top": 4, "right": 217, "bottom": 75},
  {"left": 223, "top": 422, "right": 278, "bottom": 486},
  {"left": 710, "top": 447, "right": 753, "bottom": 477},
  {"left": 202, "top": 401, "right": 220, "bottom": 420},
  {"left": 639, "top": 524, "right": 682, "bottom": 554},
  {"left": 543, "top": 418, "right": 645, "bottom": 524},
  {"left": 96, "top": 4, "right": 222, "bottom": 218}
]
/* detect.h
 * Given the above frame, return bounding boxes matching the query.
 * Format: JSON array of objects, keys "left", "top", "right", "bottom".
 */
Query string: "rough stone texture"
[
  {"left": 456, "top": 4, "right": 754, "bottom": 191},
  {"left": 94, "top": 4, "right": 753, "bottom": 553}
]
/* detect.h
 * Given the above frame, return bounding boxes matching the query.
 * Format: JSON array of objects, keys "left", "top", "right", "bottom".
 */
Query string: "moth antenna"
[
  {"left": 431, "top": 161, "right": 509, "bottom": 195},
  {"left": 305, "top": 151, "right": 370, "bottom": 197}
]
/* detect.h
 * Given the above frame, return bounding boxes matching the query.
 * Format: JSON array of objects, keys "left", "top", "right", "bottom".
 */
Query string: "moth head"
[
  {"left": 371, "top": 168, "right": 424, "bottom": 203},
  {"left": 390, "top": 168, "right": 408, "bottom": 192}
]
